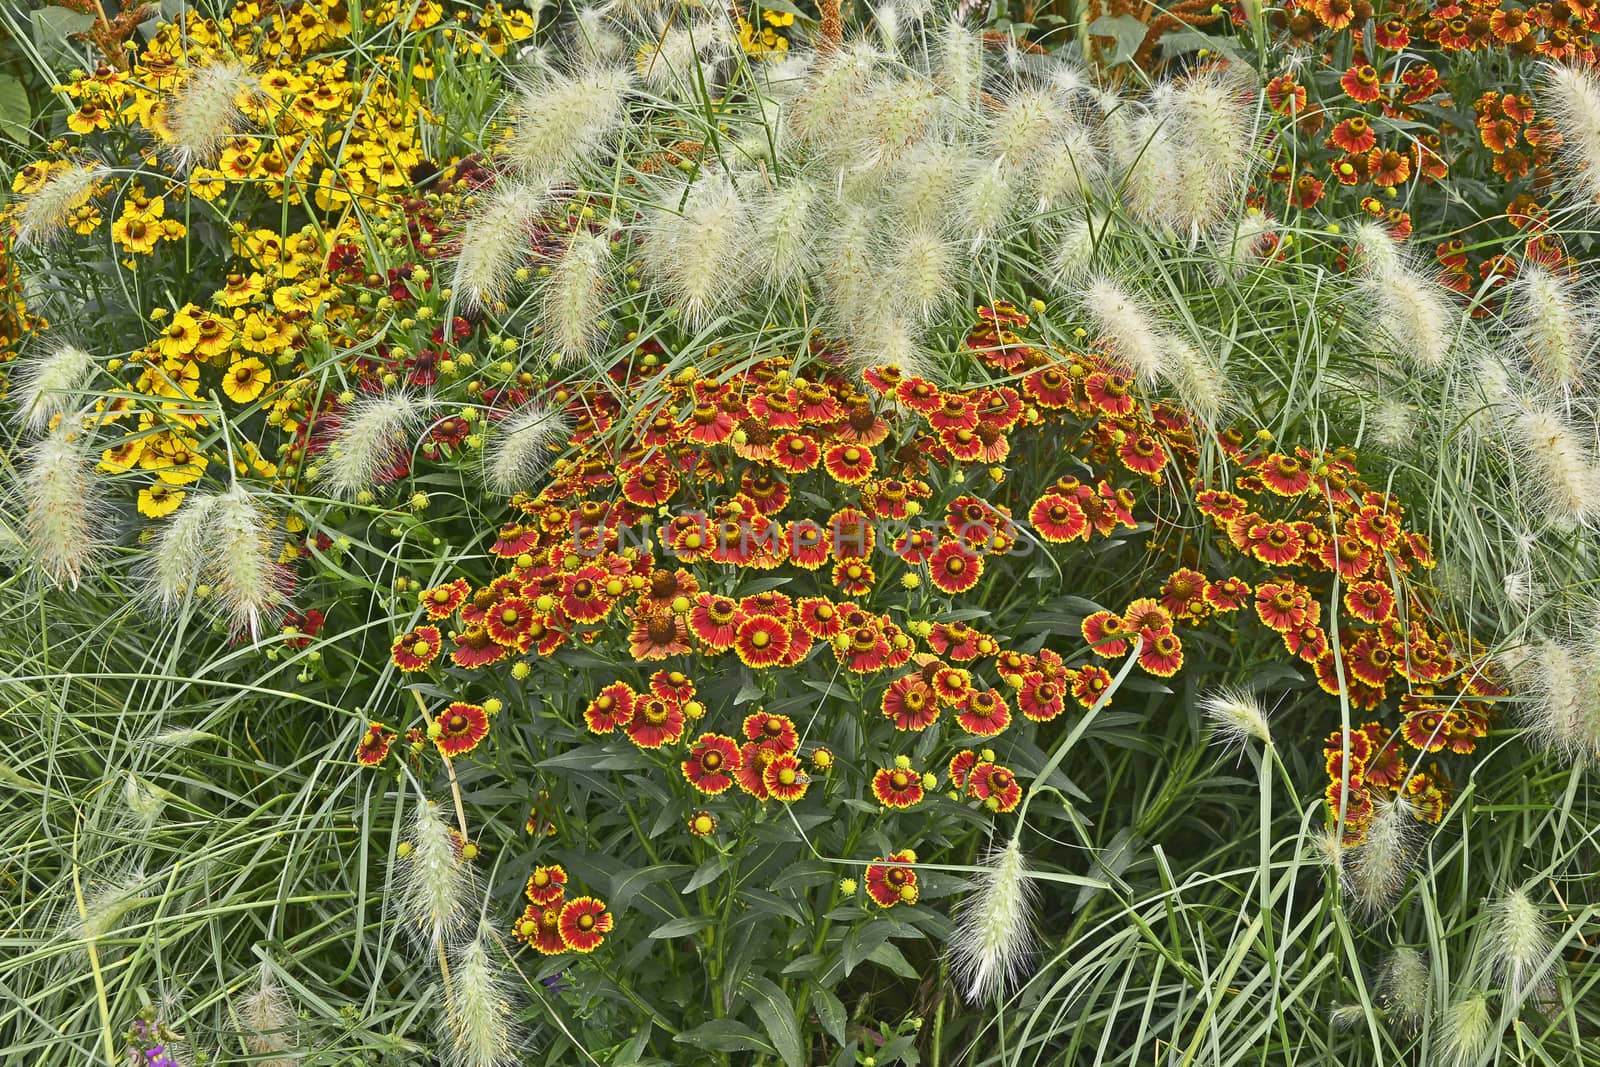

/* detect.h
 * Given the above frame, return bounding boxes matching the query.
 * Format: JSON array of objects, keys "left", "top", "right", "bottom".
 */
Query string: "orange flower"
[{"left": 433, "top": 702, "right": 490, "bottom": 757}]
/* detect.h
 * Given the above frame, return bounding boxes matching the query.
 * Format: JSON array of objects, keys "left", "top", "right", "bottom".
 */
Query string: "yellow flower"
[
  {"left": 156, "top": 311, "right": 201, "bottom": 359},
  {"left": 236, "top": 438, "right": 280, "bottom": 478},
  {"left": 68, "top": 101, "right": 112, "bottom": 134},
  {"left": 222, "top": 356, "right": 271, "bottom": 403},
  {"left": 142, "top": 433, "right": 209, "bottom": 486},
  {"left": 235, "top": 310, "right": 292, "bottom": 355},
  {"left": 189, "top": 169, "right": 227, "bottom": 201},
  {"left": 100, "top": 437, "right": 146, "bottom": 473},
  {"left": 112, "top": 212, "right": 162, "bottom": 255},
  {"left": 135, "top": 358, "right": 200, "bottom": 399},
  {"left": 137, "top": 483, "right": 186, "bottom": 518},
  {"left": 67, "top": 202, "right": 103, "bottom": 234},
  {"left": 214, "top": 271, "right": 266, "bottom": 308},
  {"left": 192, "top": 313, "right": 234, "bottom": 360}
]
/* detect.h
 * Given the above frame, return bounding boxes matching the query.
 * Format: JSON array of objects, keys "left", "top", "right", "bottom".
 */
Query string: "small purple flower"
[{"left": 127, "top": 1017, "right": 180, "bottom": 1067}]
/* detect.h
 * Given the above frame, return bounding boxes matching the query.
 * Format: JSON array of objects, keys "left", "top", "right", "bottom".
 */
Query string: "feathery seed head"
[
  {"left": 233, "top": 962, "right": 299, "bottom": 1066},
  {"left": 1049, "top": 211, "right": 1107, "bottom": 283},
  {"left": 209, "top": 483, "right": 288, "bottom": 639},
  {"left": 1539, "top": 62, "right": 1600, "bottom": 212},
  {"left": 320, "top": 392, "right": 431, "bottom": 499},
  {"left": 752, "top": 178, "right": 821, "bottom": 292},
  {"left": 786, "top": 42, "right": 878, "bottom": 154},
  {"left": 949, "top": 835, "right": 1035, "bottom": 1003},
  {"left": 163, "top": 61, "right": 254, "bottom": 170},
  {"left": 572, "top": 6, "right": 629, "bottom": 63},
  {"left": 986, "top": 87, "right": 1066, "bottom": 173},
  {"left": 1080, "top": 277, "right": 1167, "bottom": 380},
  {"left": 1349, "top": 219, "right": 1405, "bottom": 280},
  {"left": 1378, "top": 946, "right": 1430, "bottom": 1032},
  {"left": 1504, "top": 262, "right": 1594, "bottom": 390},
  {"left": 1342, "top": 794, "right": 1420, "bottom": 915},
  {"left": 505, "top": 65, "right": 632, "bottom": 183},
  {"left": 1327, "top": 1003, "right": 1368, "bottom": 1030},
  {"left": 540, "top": 228, "right": 612, "bottom": 361},
  {"left": 959, "top": 159, "right": 1015, "bottom": 249},
  {"left": 398, "top": 800, "right": 475, "bottom": 947},
  {"left": 11, "top": 340, "right": 97, "bottom": 433},
  {"left": 1028, "top": 122, "right": 1105, "bottom": 212},
  {"left": 122, "top": 772, "right": 166, "bottom": 829},
  {"left": 934, "top": 18, "right": 985, "bottom": 114},
  {"left": 892, "top": 145, "right": 968, "bottom": 232},
  {"left": 145, "top": 491, "right": 222, "bottom": 615},
  {"left": 14, "top": 164, "right": 107, "bottom": 248},
  {"left": 19, "top": 422, "right": 106, "bottom": 589},
  {"left": 1208, "top": 210, "right": 1279, "bottom": 282},
  {"left": 1369, "top": 270, "right": 1457, "bottom": 373},
  {"left": 892, "top": 228, "right": 960, "bottom": 323},
  {"left": 1438, "top": 994, "right": 1494, "bottom": 1067},
  {"left": 452, "top": 183, "right": 548, "bottom": 313},
  {"left": 441, "top": 924, "right": 521, "bottom": 1067},
  {"left": 1200, "top": 685, "right": 1273, "bottom": 748},
  {"left": 1507, "top": 399, "right": 1600, "bottom": 528},
  {"left": 482, "top": 401, "right": 570, "bottom": 495},
  {"left": 1491, "top": 887, "right": 1554, "bottom": 993},
  {"left": 641, "top": 171, "right": 752, "bottom": 326}
]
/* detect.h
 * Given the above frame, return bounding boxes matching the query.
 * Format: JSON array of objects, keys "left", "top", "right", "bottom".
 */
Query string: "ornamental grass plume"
[
  {"left": 162, "top": 61, "right": 253, "bottom": 170},
  {"left": 451, "top": 183, "right": 548, "bottom": 313},
  {"left": 1199, "top": 685, "right": 1273, "bottom": 749},
  {"left": 641, "top": 171, "right": 752, "bottom": 326},
  {"left": 1506, "top": 399, "right": 1600, "bottom": 527},
  {"left": 1048, "top": 211, "right": 1106, "bottom": 282},
  {"left": 1350, "top": 221, "right": 1457, "bottom": 373},
  {"left": 1079, "top": 276, "right": 1167, "bottom": 381},
  {"left": 949, "top": 834, "right": 1035, "bottom": 1003},
  {"left": 540, "top": 227, "right": 612, "bottom": 361},
  {"left": 397, "top": 799, "right": 475, "bottom": 947},
  {"left": 440, "top": 922, "right": 521, "bottom": 1067},
  {"left": 1207, "top": 210, "right": 1278, "bottom": 282},
  {"left": 145, "top": 492, "right": 222, "bottom": 615},
  {"left": 504, "top": 65, "right": 632, "bottom": 184},
  {"left": 751, "top": 177, "right": 821, "bottom": 292},
  {"left": 1029, "top": 121, "right": 1105, "bottom": 212},
  {"left": 959, "top": 159, "right": 1016, "bottom": 250},
  {"left": 14, "top": 163, "right": 107, "bottom": 248},
  {"left": 1342, "top": 794, "right": 1419, "bottom": 915},
  {"left": 318, "top": 391, "right": 431, "bottom": 500},
  {"left": 1503, "top": 262, "right": 1594, "bottom": 391},
  {"left": 232, "top": 962, "right": 299, "bottom": 1067},
  {"left": 10, "top": 339, "right": 96, "bottom": 433},
  {"left": 1378, "top": 946, "right": 1430, "bottom": 1032},
  {"left": 892, "top": 228, "right": 960, "bottom": 322},
  {"left": 209, "top": 483, "right": 288, "bottom": 639},
  {"left": 932, "top": 17, "right": 984, "bottom": 114},
  {"left": 1514, "top": 638, "right": 1588, "bottom": 757},
  {"left": 19, "top": 420, "right": 106, "bottom": 589},
  {"left": 1438, "top": 993, "right": 1494, "bottom": 1067},
  {"left": 891, "top": 144, "right": 968, "bottom": 232},
  {"left": 1539, "top": 62, "right": 1600, "bottom": 212},
  {"left": 785, "top": 41, "right": 878, "bottom": 156},
  {"left": 481, "top": 401, "right": 570, "bottom": 495},
  {"left": 1490, "top": 886, "right": 1554, "bottom": 994},
  {"left": 986, "top": 87, "right": 1067, "bottom": 175}
]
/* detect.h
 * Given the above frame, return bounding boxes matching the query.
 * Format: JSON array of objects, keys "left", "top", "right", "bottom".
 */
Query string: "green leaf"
[
  {"left": 30, "top": 8, "right": 97, "bottom": 64},
  {"left": 682, "top": 855, "right": 727, "bottom": 894},
  {"left": 1084, "top": 14, "right": 1148, "bottom": 67},
  {"left": 741, "top": 975, "right": 805, "bottom": 1067},
  {"left": 648, "top": 914, "right": 715, "bottom": 939},
  {"left": 0, "top": 75, "right": 30, "bottom": 144},
  {"left": 674, "top": 1019, "right": 773, "bottom": 1056},
  {"left": 608, "top": 863, "right": 693, "bottom": 913},
  {"left": 812, "top": 986, "right": 847, "bottom": 1045},
  {"left": 865, "top": 940, "right": 919, "bottom": 980}
]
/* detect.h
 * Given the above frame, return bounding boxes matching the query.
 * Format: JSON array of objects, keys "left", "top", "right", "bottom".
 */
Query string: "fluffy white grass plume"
[
  {"left": 874, "top": 2, "right": 905, "bottom": 52},
  {"left": 987, "top": 87, "right": 1066, "bottom": 173},
  {"left": 820, "top": 203, "right": 884, "bottom": 335},
  {"left": 1208, "top": 210, "right": 1278, "bottom": 282},
  {"left": 540, "top": 228, "right": 612, "bottom": 361},
  {"left": 642, "top": 172, "right": 752, "bottom": 326},
  {"left": 786, "top": 42, "right": 877, "bottom": 154},
  {"left": 960, "top": 160, "right": 1015, "bottom": 250},
  {"left": 146, "top": 492, "right": 221, "bottom": 614},
  {"left": 851, "top": 314, "right": 935, "bottom": 381},
  {"left": 892, "top": 145, "right": 966, "bottom": 232},
  {"left": 482, "top": 401, "right": 570, "bottom": 494},
  {"left": 10, "top": 340, "right": 96, "bottom": 433},
  {"left": 1512, "top": 638, "right": 1587, "bottom": 756},
  {"left": 209, "top": 484, "right": 288, "bottom": 639},
  {"left": 1504, "top": 263, "right": 1593, "bottom": 390},
  {"left": 933, "top": 17, "right": 985, "bottom": 114},
  {"left": 848, "top": 76, "right": 944, "bottom": 170},
  {"left": 1049, "top": 211, "right": 1106, "bottom": 283},
  {"left": 441, "top": 923, "right": 521, "bottom": 1067},
  {"left": 1165, "top": 340, "right": 1230, "bottom": 425},
  {"left": 319, "top": 392, "right": 430, "bottom": 500},
  {"left": 949, "top": 835, "right": 1035, "bottom": 1003},
  {"left": 1539, "top": 62, "right": 1600, "bottom": 212},
  {"left": 1438, "top": 993, "right": 1494, "bottom": 1067},
  {"left": 1367, "top": 395, "right": 1415, "bottom": 451},
  {"left": 1350, "top": 221, "right": 1457, "bottom": 373},
  {"left": 19, "top": 422, "right": 106, "bottom": 589},
  {"left": 452, "top": 183, "right": 547, "bottom": 313},
  {"left": 572, "top": 5, "right": 628, "bottom": 64},
  {"left": 398, "top": 800, "right": 475, "bottom": 947},
  {"left": 1327, "top": 1003, "right": 1367, "bottom": 1030},
  {"left": 122, "top": 772, "right": 166, "bottom": 829},
  {"left": 1490, "top": 887, "right": 1554, "bottom": 993},
  {"left": 163, "top": 61, "right": 253, "bottom": 170},
  {"left": 233, "top": 962, "right": 299, "bottom": 1066},
  {"left": 1170, "top": 67, "right": 1259, "bottom": 202},
  {"left": 1341, "top": 794, "right": 1419, "bottom": 915},
  {"left": 893, "top": 229, "right": 960, "bottom": 322},
  {"left": 1199, "top": 685, "right": 1273, "bottom": 748},
  {"left": 14, "top": 164, "right": 107, "bottom": 248},
  {"left": 1507, "top": 399, "right": 1600, "bottom": 527},
  {"left": 504, "top": 65, "right": 632, "bottom": 183},
  {"left": 752, "top": 178, "right": 821, "bottom": 292},
  {"left": 1378, "top": 946, "right": 1430, "bottom": 1031},
  {"left": 1079, "top": 277, "right": 1168, "bottom": 381},
  {"left": 1029, "top": 122, "right": 1105, "bottom": 212}
]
